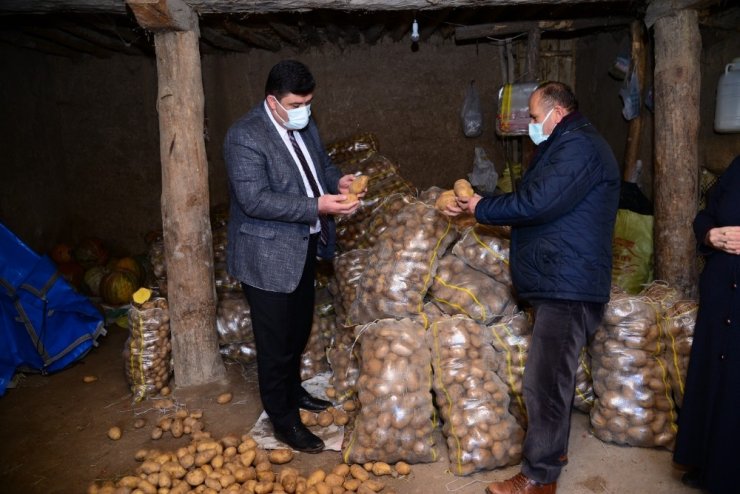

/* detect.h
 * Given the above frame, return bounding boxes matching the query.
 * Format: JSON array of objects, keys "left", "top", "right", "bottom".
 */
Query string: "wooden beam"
[
  {"left": 455, "top": 16, "right": 633, "bottom": 41},
  {"left": 0, "top": 0, "right": 627, "bottom": 15},
  {"left": 525, "top": 27, "right": 541, "bottom": 82},
  {"left": 22, "top": 26, "right": 114, "bottom": 57},
  {"left": 127, "top": 0, "right": 198, "bottom": 33},
  {"left": 55, "top": 20, "right": 146, "bottom": 55},
  {"left": 200, "top": 26, "right": 250, "bottom": 52},
  {"left": 153, "top": 27, "right": 225, "bottom": 386},
  {"left": 222, "top": 19, "right": 281, "bottom": 52},
  {"left": 622, "top": 20, "right": 646, "bottom": 182},
  {"left": 653, "top": 8, "right": 701, "bottom": 298},
  {"left": 0, "top": 29, "right": 79, "bottom": 57}
]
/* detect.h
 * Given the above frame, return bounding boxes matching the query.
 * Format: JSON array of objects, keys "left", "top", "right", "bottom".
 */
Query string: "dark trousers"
[
  {"left": 521, "top": 299, "right": 605, "bottom": 484},
  {"left": 241, "top": 234, "right": 318, "bottom": 430}
]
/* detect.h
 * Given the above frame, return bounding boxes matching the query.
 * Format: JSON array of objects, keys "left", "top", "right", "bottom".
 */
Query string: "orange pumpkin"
[
  {"left": 50, "top": 243, "right": 73, "bottom": 264},
  {"left": 100, "top": 269, "right": 139, "bottom": 305}
]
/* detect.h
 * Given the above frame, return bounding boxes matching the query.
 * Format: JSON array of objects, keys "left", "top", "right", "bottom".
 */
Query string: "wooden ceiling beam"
[
  {"left": 55, "top": 20, "right": 146, "bottom": 55},
  {"left": 0, "top": 29, "right": 80, "bottom": 57},
  {"left": 126, "top": 0, "right": 198, "bottom": 32},
  {"left": 222, "top": 19, "right": 281, "bottom": 51},
  {"left": 22, "top": 26, "right": 114, "bottom": 57},
  {"left": 455, "top": 16, "right": 633, "bottom": 41},
  {"left": 200, "top": 26, "right": 250, "bottom": 51},
  {"left": 0, "top": 0, "right": 627, "bottom": 15}
]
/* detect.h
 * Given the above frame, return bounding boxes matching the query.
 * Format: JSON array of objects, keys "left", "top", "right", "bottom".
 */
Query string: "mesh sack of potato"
[
  {"left": 451, "top": 224, "right": 512, "bottom": 285},
  {"left": 219, "top": 342, "right": 257, "bottom": 364},
  {"left": 347, "top": 200, "right": 458, "bottom": 325},
  {"left": 660, "top": 300, "right": 696, "bottom": 408},
  {"left": 488, "top": 311, "right": 532, "bottom": 427},
  {"left": 344, "top": 318, "right": 438, "bottom": 464},
  {"left": 430, "top": 316, "right": 524, "bottom": 475},
  {"left": 212, "top": 226, "right": 241, "bottom": 293},
  {"left": 327, "top": 132, "right": 380, "bottom": 166},
  {"left": 574, "top": 347, "right": 595, "bottom": 413},
  {"left": 360, "top": 193, "right": 416, "bottom": 249},
  {"left": 216, "top": 292, "right": 253, "bottom": 346},
  {"left": 589, "top": 293, "right": 677, "bottom": 448},
  {"left": 300, "top": 291, "right": 334, "bottom": 381},
  {"left": 147, "top": 236, "right": 168, "bottom": 296},
  {"left": 123, "top": 296, "right": 172, "bottom": 402},
  {"left": 331, "top": 249, "right": 370, "bottom": 319},
  {"left": 640, "top": 280, "right": 681, "bottom": 313},
  {"left": 327, "top": 327, "right": 360, "bottom": 402},
  {"left": 429, "top": 255, "right": 515, "bottom": 325}
]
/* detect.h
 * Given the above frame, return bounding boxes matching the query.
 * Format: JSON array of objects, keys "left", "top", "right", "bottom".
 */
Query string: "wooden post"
[
  {"left": 128, "top": 0, "right": 225, "bottom": 386},
  {"left": 653, "top": 9, "right": 701, "bottom": 298},
  {"left": 623, "top": 20, "right": 646, "bottom": 183}
]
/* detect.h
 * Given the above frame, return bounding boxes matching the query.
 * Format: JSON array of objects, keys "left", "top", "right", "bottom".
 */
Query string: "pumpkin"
[
  {"left": 73, "top": 237, "right": 109, "bottom": 269},
  {"left": 100, "top": 269, "right": 139, "bottom": 305},
  {"left": 50, "top": 243, "right": 73, "bottom": 264},
  {"left": 57, "top": 261, "right": 85, "bottom": 289},
  {"left": 83, "top": 266, "right": 109, "bottom": 297},
  {"left": 110, "top": 257, "right": 144, "bottom": 284}
]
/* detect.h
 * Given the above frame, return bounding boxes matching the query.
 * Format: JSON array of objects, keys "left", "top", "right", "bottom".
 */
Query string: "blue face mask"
[
  {"left": 273, "top": 97, "right": 311, "bottom": 130},
  {"left": 528, "top": 108, "right": 554, "bottom": 145}
]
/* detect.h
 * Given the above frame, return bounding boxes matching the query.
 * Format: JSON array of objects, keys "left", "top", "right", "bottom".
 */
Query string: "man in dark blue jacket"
[{"left": 447, "top": 81, "right": 620, "bottom": 494}]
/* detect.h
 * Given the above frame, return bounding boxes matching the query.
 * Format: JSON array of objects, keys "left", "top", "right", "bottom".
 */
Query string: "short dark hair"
[
  {"left": 265, "top": 60, "right": 316, "bottom": 98},
  {"left": 535, "top": 81, "right": 578, "bottom": 113}
]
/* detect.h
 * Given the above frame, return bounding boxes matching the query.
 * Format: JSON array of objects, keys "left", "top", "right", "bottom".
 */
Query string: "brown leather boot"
[{"left": 485, "top": 473, "right": 557, "bottom": 494}]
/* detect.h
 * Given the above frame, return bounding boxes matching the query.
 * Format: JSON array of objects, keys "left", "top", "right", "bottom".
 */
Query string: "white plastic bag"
[{"left": 461, "top": 81, "right": 483, "bottom": 137}]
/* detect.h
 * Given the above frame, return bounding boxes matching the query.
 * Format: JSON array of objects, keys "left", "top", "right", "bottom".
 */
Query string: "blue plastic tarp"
[{"left": 0, "top": 222, "right": 105, "bottom": 395}]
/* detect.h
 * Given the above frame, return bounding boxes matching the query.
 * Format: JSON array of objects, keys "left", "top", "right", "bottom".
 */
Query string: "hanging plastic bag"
[
  {"left": 468, "top": 147, "right": 499, "bottom": 195},
  {"left": 461, "top": 80, "right": 483, "bottom": 137},
  {"left": 619, "top": 68, "right": 641, "bottom": 121}
]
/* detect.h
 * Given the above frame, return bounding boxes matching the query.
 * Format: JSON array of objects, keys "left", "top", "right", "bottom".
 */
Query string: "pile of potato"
[
  {"left": 347, "top": 200, "right": 457, "bottom": 325},
  {"left": 212, "top": 225, "right": 241, "bottom": 293},
  {"left": 345, "top": 318, "right": 437, "bottom": 464},
  {"left": 451, "top": 224, "right": 512, "bottom": 285},
  {"left": 429, "top": 316, "right": 524, "bottom": 475},
  {"left": 123, "top": 297, "right": 172, "bottom": 402},
  {"left": 660, "top": 300, "right": 697, "bottom": 407},
  {"left": 90, "top": 425, "right": 408, "bottom": 494},
  {"left": 428, "top": 255, "right": 514, "bottom": 324},
  {"left": 488, "top": 311, "right": 532, "bottom": 427},
  {"left": 589, "top": 293, "right": 677, "bottom": 448},
  {"left": 361, "top": 193, "right": 415, "bottom": 249}
]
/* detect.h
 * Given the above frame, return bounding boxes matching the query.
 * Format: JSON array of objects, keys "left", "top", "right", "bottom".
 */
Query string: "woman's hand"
[{"left": 706, "top": 226, "right": 740, "bottom": 255}]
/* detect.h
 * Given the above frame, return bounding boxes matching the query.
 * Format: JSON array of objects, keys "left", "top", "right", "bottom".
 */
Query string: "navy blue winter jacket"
[{"left": 475, "top": 111, "right": 620, "bottom": 303}]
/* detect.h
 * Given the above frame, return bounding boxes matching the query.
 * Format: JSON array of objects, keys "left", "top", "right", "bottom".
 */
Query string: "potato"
[
  {"left": 371, "top": 462, "right": 391, "bottom": 476},
  {"left": 185, "top": 468, "right": 206, "bottom": 487},
  {"left": 349, "top": 175, "right": 369, "bottom": 194},
  {"left": 316, "top": 411, "right": 334, "bottom": 427},
  {"left": 349, "top": 464, "right": 369, "bottom": 482},
  {"left": 83, "top": 375, "right": 98, "bottom": 383},
  {"left": 394, "top": 461, "right": 410, "bottom": 476},
  {"left": 268, "top": 449, "right": 294, "bottom": 465},
  {"left": 359, "top": 479, "right": 384, "bottom": 492},
  {"left": 306, "top": 469, "right": 326, "bottom": 487},
  {"left": 453, "top": 179, "right": 474, "bottom": 199},
  {"left": 107, "top": 426, "right": 122, "bottom": 440},
  {"left": 434, "top": 189, "right": 457, "bottom": 212},
  {"left": 217, "top": 392, "right": 233, "bottom": 404}
]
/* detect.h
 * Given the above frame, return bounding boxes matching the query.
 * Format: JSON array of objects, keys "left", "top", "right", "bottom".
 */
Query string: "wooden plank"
[
  {"left": 127, "top": 0, "right": 197, "bottom": 32},
  {"left": 622, "top": 20, "right": 646, "bottom": 182},
  {"left": 455, "top": 16, "right": 632, "bottom": 41},
  {"left": 222, "top": 19, "right": 281, "bottom": 51},
  {"left": 0, "top": 0, "right": 625, "bottom": 15},
  {"left": 653, "top": 8, "right": 701, "bottom": 298},
  {"left": 153, "top": 28, "right": 225, "bottom": 386},
  {"left": 22, "top": 26, "right": 113, "bottom": 57}
]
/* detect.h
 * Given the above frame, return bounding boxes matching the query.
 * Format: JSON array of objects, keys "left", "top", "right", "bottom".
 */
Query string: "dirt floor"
[{"left": 0, "top": 323, "right": 695, "bottom": 494}]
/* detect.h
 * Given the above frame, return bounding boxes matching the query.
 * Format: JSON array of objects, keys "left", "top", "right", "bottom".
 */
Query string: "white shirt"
[{"left": 264, "top": 100, "right": 324, "bottom": 233}]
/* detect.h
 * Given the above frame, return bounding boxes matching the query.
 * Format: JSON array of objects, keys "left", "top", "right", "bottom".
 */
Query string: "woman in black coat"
[{"left": 673, "top": 155, "right": 740, "bottom": 493}]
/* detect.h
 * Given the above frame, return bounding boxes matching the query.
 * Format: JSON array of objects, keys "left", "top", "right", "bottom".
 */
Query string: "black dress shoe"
[
  {"left": 273, "top": 423, "right": 325, "bottom": 453},
  {"left": 297, "top": 394, "right": 333, "bottom": 411},
  {"left": 681, "top": 468, "right": 704, "bottom": 489}
]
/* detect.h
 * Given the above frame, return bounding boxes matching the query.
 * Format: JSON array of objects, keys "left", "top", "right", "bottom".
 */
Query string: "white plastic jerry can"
[{"left": 715, "top": 57, "right": 740, "bottom": 133}]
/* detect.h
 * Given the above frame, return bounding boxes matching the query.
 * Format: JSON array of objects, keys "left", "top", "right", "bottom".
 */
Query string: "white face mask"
[
  {"left": 528, "top": 108, "right": 554, "bottom": 145},
  {"left": 272, "top": 97, "right": 311, "bottom": 130}
]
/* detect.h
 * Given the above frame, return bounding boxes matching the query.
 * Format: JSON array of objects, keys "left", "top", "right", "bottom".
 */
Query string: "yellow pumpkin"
[{"left": 100, "top": 269, "right": 139, "bottom": 305}]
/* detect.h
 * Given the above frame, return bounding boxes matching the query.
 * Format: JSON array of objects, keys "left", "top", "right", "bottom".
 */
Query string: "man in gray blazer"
[{"left": 224, "top": 60, "right": 360, "bottom": 453}]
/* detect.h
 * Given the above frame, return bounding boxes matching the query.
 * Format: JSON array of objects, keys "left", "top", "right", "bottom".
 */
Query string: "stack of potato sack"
[
  {"left": 589, "top": 288, "right": 678, "bottom": 448},
  {"left": 123, "top": 288, "right": 172, "bottom": 402}
]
